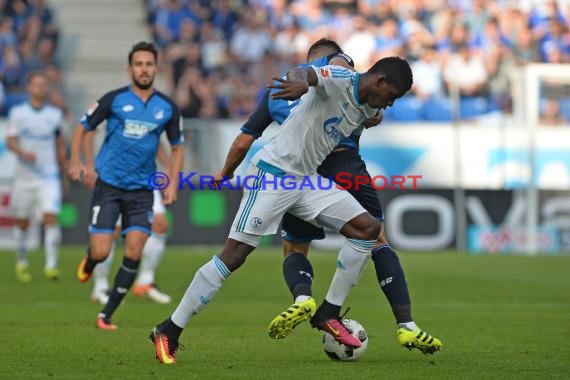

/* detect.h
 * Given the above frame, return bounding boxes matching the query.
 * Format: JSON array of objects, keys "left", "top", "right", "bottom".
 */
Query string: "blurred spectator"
[
  {"left": 229, "top": 8, "right": 272, "bottom": 64},
  {"left": 142, "top": 0, "right": 570, "bottom": 123},
  {"left": 410, "top": 44, "right": 444, "bottom": 99},
  {"left": 443, "top": 44, "right": 489, "bottom": 97},
  {"left": 343, "top": 15, "right": 376, "bottom": 69}
]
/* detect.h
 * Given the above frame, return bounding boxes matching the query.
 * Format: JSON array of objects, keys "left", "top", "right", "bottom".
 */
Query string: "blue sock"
[
  {"left": 371, "top": 245, "right": 412, "bottom": 324},
  {"left": 283, "top": 252, "right": 314, "bottom": 300},
  {"left": 101, "top": 257, "right": 140, "bottom": 320}
]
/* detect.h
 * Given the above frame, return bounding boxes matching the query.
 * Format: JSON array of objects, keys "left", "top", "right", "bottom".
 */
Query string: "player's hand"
[
  {"left": 20, "top": 151, "right": 36, "bottom": 163},
  {"left": 363, "top": 110, "right": 384, "bottom": 129},
  {"left": 162, "top": 184, "right": 177, "bottom": 206},
  {"left": 84, "top": 165, "right": 97, "bottom": 189},
  {"left": 68, "top": 161, "right": 85, "bottom": 182},
  {"left": 212, "top": 171, "right": 233, "bottom": 190},
  {"left": 268, "top": 77, "right": 309, "bottom": 101}
]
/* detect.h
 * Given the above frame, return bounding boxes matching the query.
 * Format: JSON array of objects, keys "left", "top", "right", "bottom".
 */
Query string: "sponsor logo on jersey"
[
  {"left": 323, "top": 116, "right": 344, "bottom": 144},
  {"left": 320, "top": 67, "right": 330, "bottom": 78},
  {"left": 122, "top": 104, "right": 134, "bottom": 112},
  {"left": 123, "top": 119, "right": 158, "bottom": 139}
]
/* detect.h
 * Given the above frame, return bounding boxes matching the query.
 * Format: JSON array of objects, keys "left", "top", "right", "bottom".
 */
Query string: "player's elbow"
[{"left": 234, "top": 134, "right": 255, "bottom": 152}]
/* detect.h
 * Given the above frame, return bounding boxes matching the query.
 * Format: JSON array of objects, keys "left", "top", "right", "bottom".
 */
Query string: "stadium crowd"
[
  {"left": 0, "top": 0, "right": 568, "bottom": 123},
  {"left": 0, "top": 0, "right": 65, "bottom": 117},
  {"left": 145, "top": 0, "right": 570, "bottom": 123}
]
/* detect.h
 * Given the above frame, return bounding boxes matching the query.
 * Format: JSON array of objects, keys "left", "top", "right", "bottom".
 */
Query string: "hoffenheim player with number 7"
[{"left": 68, "top": 41, "right": 184, "bottom": 330}]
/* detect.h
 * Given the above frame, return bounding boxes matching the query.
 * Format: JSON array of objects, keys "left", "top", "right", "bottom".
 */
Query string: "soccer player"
[
  {"left": 149, "top": 56, "right": 412, "bottom": 364},
  {"left": 7, "top": 71, "right": 66, "bottom": 282},
  {"left": 68, "top": 41, "right": 184, "bottom": 330},
  {"left": 218, "top": 39, "right": 442, "bottom": 354}
]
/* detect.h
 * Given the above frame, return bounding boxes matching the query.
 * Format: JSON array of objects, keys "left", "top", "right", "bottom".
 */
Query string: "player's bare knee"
[
  {"left": 341, "top": 213, "right": 380, "bottom": 241},
  {"left": 152, "top": 214, "right": 169, "bottom": 234},
  {"left": 90, "top": 242, "right": 112, "bottom": 261},
  {"left": 219, "top": 239, "right": 255, "bottom": 271},
  {"left": 43, "top": 213, "right": 57, "bottom": 226},
  {"left": 15, "top": 219, "right": 30, "bottom": 230}
]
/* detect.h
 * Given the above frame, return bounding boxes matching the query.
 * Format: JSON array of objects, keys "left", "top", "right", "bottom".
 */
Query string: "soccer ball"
[{"left": 322, "top": 319, "right": 368, "bottom": 361}]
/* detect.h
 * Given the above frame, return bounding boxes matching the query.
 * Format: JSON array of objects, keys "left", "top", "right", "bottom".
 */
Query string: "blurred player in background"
[
  {"left": 7, "top": 71, "right": 67, "bottom": 282},
  {"left": 85, "top": 135, "right": 173, "bottom": 305},
  {"left": 214, "top": 38, "right": 442, "bottom": 354},
  {"left": 68, "top": 41, "right": 184, "bottom": 330}
]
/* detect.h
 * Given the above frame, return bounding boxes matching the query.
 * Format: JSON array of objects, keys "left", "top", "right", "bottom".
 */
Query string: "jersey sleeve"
[
  {"left": 241, "top": 90, "right": 273, "bottom": 139},
  {"left": 165, "top": 104, "right": 184, "bottom": 145},
  {"left": 312, "top": 65, "right": 353, "bottom": 97},
  {"left": 80, "top": 91, "right": 115, "bottom": 131}
]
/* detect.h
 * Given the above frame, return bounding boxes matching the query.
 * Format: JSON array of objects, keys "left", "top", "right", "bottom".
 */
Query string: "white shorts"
[
  {"left": 228, "top": 163, "right": 366, "bottom": 244},
  {"left": 115, "top": 189, "right": 164, "bottom": 227},
  {"left": 10, "top": 179, "right": 61, "bottom": 220}
]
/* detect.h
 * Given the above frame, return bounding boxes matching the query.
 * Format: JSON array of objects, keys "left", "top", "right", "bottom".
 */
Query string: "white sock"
[
  {"left": 14, "top": 227, "right": 28, "bottom": 265},
  {"left": 398, "top": 321, "right": 418, "bottom": 331},
  {"left": 136, "top": 233, "right": 167, "bottom": 286},
  {"left": 171, "top": 256, "right": 230, "bottom": 328},
  {"left": 295, "top": 295, "right": 311, "bottom": 303},
  {"left": 93, "top": 241, "right": 115, "bottom": 293},
  {"left": 44, "top": 225, "right": 61, "bottom": 269},
  {"left": 324, "top": 239, "right": 375, "bottom": 306}
]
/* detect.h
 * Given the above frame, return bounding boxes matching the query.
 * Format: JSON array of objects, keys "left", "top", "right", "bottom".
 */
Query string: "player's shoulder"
[
  {"left": 9, "top": 102, "right": 28, "bottom": 116},
  {"left": 100, "top": 86, "right": 130, "bottom": 103},
  {"left": 153, "top": 90, "right": 180, "bottom": 111},
  {"left": 317, "top": 65, "right": 354, "bottom": 80}
]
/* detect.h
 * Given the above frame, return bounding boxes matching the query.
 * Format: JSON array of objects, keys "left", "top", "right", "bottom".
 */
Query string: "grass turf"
[{"left": 0, "top": 246, "right": 568, "bottom": 379}]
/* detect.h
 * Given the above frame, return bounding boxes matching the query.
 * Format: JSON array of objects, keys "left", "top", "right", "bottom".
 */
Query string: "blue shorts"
[
  {"left": 88, "top": 179, "right": 153, "bottom": 236},
  {"left": 281, "top": 148, "right": 384, "bottom": 243}
]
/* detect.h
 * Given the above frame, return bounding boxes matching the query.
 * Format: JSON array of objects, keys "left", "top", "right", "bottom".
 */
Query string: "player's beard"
[{"left": 133, "top": 76, "right": 154, "bottom": 90}]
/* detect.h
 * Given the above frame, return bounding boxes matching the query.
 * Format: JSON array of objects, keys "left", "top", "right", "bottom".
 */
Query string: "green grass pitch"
[{"left": 1, "top": 246, "right": 568, "bottom": 379}]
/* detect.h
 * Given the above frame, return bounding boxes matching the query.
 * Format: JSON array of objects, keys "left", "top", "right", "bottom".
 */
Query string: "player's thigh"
[
  {"left": 88, "top": 180, "right": 122, "bottom": 234},
  {"left": 9, "top": 182, "right": 37, "bottom": 220},
  {"left": 281, "top": 212, "right": 325, "bottom": 244},
  {"left": 39, "top": 180, "right": 62, "bottom": 223},
  {"left": 121, "top": 188, "right": 154, "bottom": 236},
  {"left": 231, "top": 167, "right": 299, "bottom": 236},
  {"left": 292, "top": 177, "right": 372, "bottom": 235}
]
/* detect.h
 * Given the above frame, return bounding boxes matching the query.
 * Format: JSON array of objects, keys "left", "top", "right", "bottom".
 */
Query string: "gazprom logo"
[{"left": 323, "top": 116, "right": 344, "bottom": 144}]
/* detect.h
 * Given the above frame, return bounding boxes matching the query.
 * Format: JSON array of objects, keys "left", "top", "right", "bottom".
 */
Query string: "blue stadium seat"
[
  {"left": 385, "top": 95, "right": 423, "bottom": 122},
  {"left": 459, "top": 96, "right": 488, "bottom": 120},
  {"left": 422, "top": 97, "right": 453, "bottom": 121}
]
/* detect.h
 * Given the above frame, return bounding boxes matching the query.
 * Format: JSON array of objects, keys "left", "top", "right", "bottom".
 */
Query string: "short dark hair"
[
  {"left": 307, "top": 38, "right": 342, "bottom": 60},
  {"left": 128, "top": 41, "right": 158, "bottom": 65},
  {"left": 367, "top": 56, "right": 413, "bottom": 94}
]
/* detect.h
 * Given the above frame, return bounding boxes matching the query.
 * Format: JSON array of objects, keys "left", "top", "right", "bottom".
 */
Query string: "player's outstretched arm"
[
  {"left": 68, "top": 123, "right": 88, "bottom": 182},
  {"left": 213, "top": 132, "right": 256, "bottom": 189},
  {"left": 80, "top": 131, "right": 98, "bottom": 189},
  {"left": 162, "top": 144, "right": 184, "bottom": 205},
  {"left": 268, "top": 67, "right": 318, "bottom": 101}
]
